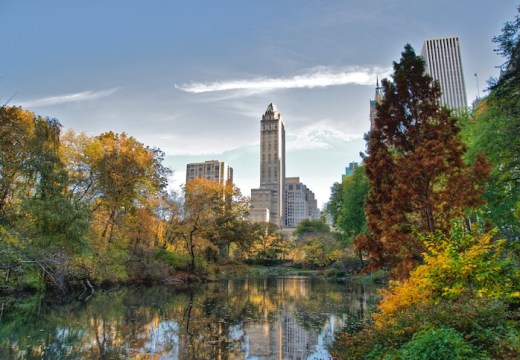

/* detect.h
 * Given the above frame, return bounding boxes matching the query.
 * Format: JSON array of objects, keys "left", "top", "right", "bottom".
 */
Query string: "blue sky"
[{"left": 1, "top": 1, "right": 517, "bottom": 206}]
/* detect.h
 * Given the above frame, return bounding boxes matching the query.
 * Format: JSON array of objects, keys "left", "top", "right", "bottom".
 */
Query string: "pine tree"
[{"left": 356, "top": 45, "right": 490, "bottom": 278}]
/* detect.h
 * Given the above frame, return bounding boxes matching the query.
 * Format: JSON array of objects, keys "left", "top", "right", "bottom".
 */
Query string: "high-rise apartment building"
[
  {"left": 421, "top": 36, "right": 467, "bottom": 109},
  {"left": 284, "top": 177, "right": 319, "bottom": 228},
  {"left": 185, "top": 160, "right": 233, "bottom": 185},
  {"left": 251, "top": 103, "right": 286, "bottom": 227}
]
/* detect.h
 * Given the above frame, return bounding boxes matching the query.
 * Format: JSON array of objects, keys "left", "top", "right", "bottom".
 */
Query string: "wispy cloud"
[
  {"left": 287, "top": 119, "right": 364, "bottom": 151},
  {"left": 175, "top": 66, "right": 391, "bottom": 94},
  {"left": 19, "top": 88, "right": 119, "bottom": 107}
]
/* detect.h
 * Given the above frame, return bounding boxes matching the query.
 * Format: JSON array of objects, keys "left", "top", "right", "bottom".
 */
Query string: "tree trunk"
[
  {"left": 101, "top": 209, "right": 116, "bottom": 242},
  {"left": 188, "top": 229, "right": 197, "bottom": 273}
]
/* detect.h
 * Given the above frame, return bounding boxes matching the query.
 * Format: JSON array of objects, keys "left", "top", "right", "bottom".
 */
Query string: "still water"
[{"left": 1, "top": 276, "right": 379, "bottom": 359}]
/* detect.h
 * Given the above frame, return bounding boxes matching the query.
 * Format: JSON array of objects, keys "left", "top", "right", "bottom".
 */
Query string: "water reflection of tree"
[
  {"left": 1, "top": 279, "right": 381, "bottom": 359},
  {"left": 180, "top": 286, "right": 250, "bottom": 359}
]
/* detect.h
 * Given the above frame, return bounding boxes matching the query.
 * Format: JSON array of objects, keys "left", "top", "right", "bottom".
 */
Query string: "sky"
[{"left": 1, "top": 1, "right": 517, "bottom": 207}]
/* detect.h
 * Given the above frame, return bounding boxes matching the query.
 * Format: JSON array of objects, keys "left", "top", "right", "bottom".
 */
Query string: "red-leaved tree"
[{"left": 355, "top": 44, "right": 490, "bottom": 278}]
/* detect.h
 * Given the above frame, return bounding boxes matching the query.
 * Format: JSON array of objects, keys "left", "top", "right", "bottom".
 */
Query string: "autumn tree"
[
  {"left": 168, "top": 178, "right": 250, "bottom": 273},
  {"left": 60, "top": 130, "right": 98, "bottom": 205},
  {"left": 87, "top": 132, "right": 170, "bottom": 243},
  {"left": 208, "top": 184, "right": 252, "bottom": 260},
  {"left": 357, "top": 45, "right": 490, "bottom": 277},
  {"left": 1, "top": 108, "right": 180, "bottom": 291},
  {"left": 249, "top": 222, "right": 285, "bottom": 261}
]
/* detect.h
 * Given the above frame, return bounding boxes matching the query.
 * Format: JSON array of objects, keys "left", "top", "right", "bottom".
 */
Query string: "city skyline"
[{"left": 1, "top": 1, "right": 516, "bottom": 206}]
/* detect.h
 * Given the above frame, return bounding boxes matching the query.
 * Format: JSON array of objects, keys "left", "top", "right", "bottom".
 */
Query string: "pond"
[{"left": 0, "top": 276, "right": 380, "bottom": 359}]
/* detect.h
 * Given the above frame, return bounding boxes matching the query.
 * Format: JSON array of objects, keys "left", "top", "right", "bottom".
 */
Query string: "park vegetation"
[
  {"left": 0, "top": 107, "right": 339, "bottom": 297},
  {"left": 329, "top": 7, "right": 520, "bottom": 359},
  {"left": 0, "top": 112, "right": 269, "bottom": 296}
]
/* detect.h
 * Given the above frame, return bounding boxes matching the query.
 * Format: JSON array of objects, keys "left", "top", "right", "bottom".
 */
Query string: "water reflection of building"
[
  {"left": 281, "top": 309, "right": 318, "bottom": 360},
  {"left": 246, "top": 322, "right": 278, "bottom": 358},
  {"left": 246, "top": 307, "right": 318, "bottom": 360}
]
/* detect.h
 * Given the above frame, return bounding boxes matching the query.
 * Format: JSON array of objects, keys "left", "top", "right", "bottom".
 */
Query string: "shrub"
[
  {"left": 331, "top": 230, "right": 520, "bottom": 359},
  {"left": 154, "top": 247, "right": 192, "bottom": 271},
  {"left": 375, "top": 230, "right": 520, "bottom": 328},
  {"left": 395, "top": 327, "right": 486, "bottom": 360}
]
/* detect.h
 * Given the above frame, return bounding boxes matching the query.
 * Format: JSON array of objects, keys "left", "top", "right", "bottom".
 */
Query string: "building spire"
[
  {"left": 375, "top": 77, "right": 382, "bottom": 103},
  {"left": 265, "top": 103, "right": 278, "bottom": 114},
  {"left": 370, "top": 77, "right": 384, "bottom": 130}
]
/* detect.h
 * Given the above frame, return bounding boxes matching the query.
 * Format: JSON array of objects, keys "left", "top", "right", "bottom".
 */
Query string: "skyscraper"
[
  {"left": 251, "top": 103, "right": 286, "bottom": 227},
  {"left": 421, "top": 36, "right": 468, "bottom": 109}
]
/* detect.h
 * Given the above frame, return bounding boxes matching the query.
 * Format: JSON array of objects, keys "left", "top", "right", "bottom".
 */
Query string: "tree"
[
  {"left": 325, "top": 182, "right": 343, "bottom": 226},
  {"left": 357, "top": 45, "right": 490, "bottom": 278},
  {"left": 250, "top": 222, "right": 285, "bottom": 261},
  {"left": 492, "top": 5, "right": 520, "bottom": 91},
  {"left": 208, "top": 184, "right": 252, "bottom": 260},
  {"left": 293, "top": 218, "right": 330, "bottom": 239},
  {"left": 168, "top": 178, "right": 250, "bottom": 273},
  {"left": 300, "top": 234, "right": 341, "bottom": 268},
  {"left": 463, "top": 7, "right": 520, "bottom": 240},
  {"left": 60, "top": 130, "right": 98, "bottom": 205},
  {"left": 87, "top": 132, "right": 170, "bottom": 243},
  {"left": 0, "top": 106, "right": 35, "bottom": 223},
  {"left": 0, "top": 109, "right": 91, "bottom": 291},
  {"left": 21, "top": 117, "right": 89, "bottom": 248},
  {"left": 337, "top": 165, "right": 368, "bottom": 243},
  {"left": 464, "top": 104, "right": 520, "bottom": 239}
]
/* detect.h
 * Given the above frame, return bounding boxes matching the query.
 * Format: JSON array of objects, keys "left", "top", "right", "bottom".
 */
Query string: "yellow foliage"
[{"left": 375, "top": 230, "right": 520, "bottom": 328}]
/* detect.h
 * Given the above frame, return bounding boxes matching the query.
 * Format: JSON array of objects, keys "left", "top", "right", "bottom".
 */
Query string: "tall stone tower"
[
  {"left": 421, "top": 36, "right": 467, "bottom": 109},
  {"left": 369, "top": 78, "right": 383, "bottom": 129},
  {"left": 251, "top": 103, "right": 286, "bottom": 227}
]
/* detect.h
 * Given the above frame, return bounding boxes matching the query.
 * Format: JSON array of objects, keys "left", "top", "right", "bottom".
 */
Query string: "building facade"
[
  {"left": 250, "top": 103, "right": 286, "bottom": 227},
  {"left": 421, "top": 36, "right": 468, "bottom": 109},
  {"left": 284, "top": 177, "right": 319, "bottom": 228},
  {"left": 185, "top": 160, "right": 233, "bottom": 185}
]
